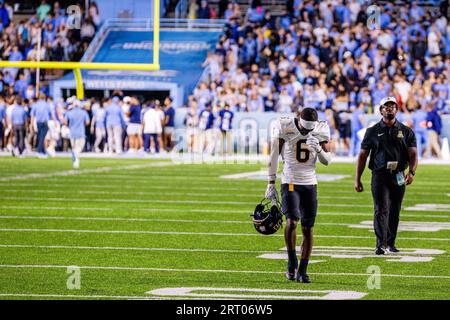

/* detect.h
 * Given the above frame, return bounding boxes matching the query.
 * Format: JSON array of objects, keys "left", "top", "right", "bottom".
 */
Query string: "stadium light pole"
[{"left": 0, "top": 0, "right": 161, "bottom": 100}]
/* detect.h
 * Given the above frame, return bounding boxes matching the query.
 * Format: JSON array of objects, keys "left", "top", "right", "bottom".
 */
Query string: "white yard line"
[
  {"left": 0, "top": 244, "right": 268, "bottom": 254},
  {"left": 0, "top": 228, "right": 448, "bottom": 241},
  {"left": 1, "top": 206, "right": 448, "bottom": 218},
  {"left": 0, "top": 244, "right": 447, "bottom": 257},
  {"left": 1, "top": 215, "right": 449, "bottom": 226},
  {"left": 0, "top": 183, "right": 447, "bottom": 196},
  {"left": 0, "top": 264, "right": 449, "bottom": 279},
  {"left": 0, "top": 162, "right": 173, "bottom": 182},
  {"left": 0, "top": 189, "right": 361, "bottom": 200},
  {"left": 0, "top": 215, "right": 248, "bottom": 224},
  {"left": 0, "top": 206, "right": 113, "bottom": 211},
  {"left": 0, "top": 293, "right": 166, "bottom": 300},
  {"left": 0, "top": 196, "right": 374, "bottom": 207}
]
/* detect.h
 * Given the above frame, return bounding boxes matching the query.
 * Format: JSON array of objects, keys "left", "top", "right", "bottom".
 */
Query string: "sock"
[
  {"left": 287, "top": 250, "right": 298, "bottom": 272},
  {"left": 298, "top": 259, "right": 309, "bottom": 276}
]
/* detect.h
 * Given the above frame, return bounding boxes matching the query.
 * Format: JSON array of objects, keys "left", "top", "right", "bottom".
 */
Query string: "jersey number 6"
[{"left": 296, "top": 139, "right": 310, "bottom": 163}]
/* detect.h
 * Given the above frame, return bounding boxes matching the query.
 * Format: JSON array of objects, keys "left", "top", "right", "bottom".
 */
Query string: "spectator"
[
  {"left": 37, "top": 1, "right": 51, "bottom": 22},
  {"left": 64, "top": 99, "right": 90, "bottom": 168},
  {"left": 142, "top": 102, "right": 162, "bottom": 154},
  {"left": 350, "top": 103, "right": 365, "bottom": 157},
  {"left": 126, "top": 96, "right": 142, "bottom": 153},
  {"left": 105, "top": 97, "right": 125, "bottom": 154},
  {"left": 9, "top": 96, "right": 28, "bottom": 157},
  {"left": 412, "top": 104, "right": 428, "bottom": 159},
  {"left": 184, "top": 98, "right": 199, "bottom": 153},
  {"left": 198, "top": 103, "right": 215, "bottom": 154},
  {"left": 426, "top": 103, "right": 443, "bottom": 159},
  {"left": 91, "top": 98, "right": 106, "bottom": 153},
  {"left": 218, "top": 104, "right": 234, "bottom": 155},
  {"left": 0, "top": 95, "right": 5, "bottom": 150},
  {"left": 198, "top": 0, "right": 211, "bottom": 19},
  {"left": 163, "top": 96, "right": 175, "bottom": 152},
  {"left": 30, "top": 92, "right": 52, "bottom": 157}
]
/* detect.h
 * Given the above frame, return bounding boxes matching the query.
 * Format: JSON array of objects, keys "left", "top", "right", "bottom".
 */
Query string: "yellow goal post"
[{"left": 0, "top": 0, "right": 160, "bottom": 100}]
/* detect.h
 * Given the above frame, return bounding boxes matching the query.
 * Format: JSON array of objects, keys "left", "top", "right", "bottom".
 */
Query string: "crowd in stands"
[
  {"left": 183, "top": 0, "right": 449, "bottom": 157},
  {"left": 0, "top": 0, "right": 449, "bottom": 159},
  {"left": 0, "top": 92, "right": 177, "bottom": 158}
]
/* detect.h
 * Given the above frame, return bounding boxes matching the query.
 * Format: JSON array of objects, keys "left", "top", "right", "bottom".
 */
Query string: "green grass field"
[{"left": 0, "top": 156, "right": 449, "bottom": 300}]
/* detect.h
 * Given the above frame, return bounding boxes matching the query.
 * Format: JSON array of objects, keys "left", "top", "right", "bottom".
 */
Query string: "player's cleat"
[
  {"left": 285, "top": 270, "right": 296, "bottom": 281},
  {"left": 73, "top": 159, "right": 80, "bottom": 169},
  {"left": 387, "top": 246, "right": 400, "bottom": 253},
  {"left": 296, "top": 274, "right": 310, "bottom": 283},
  {"left": 375, "top": 247, "right": 387, "bottom": 255}
]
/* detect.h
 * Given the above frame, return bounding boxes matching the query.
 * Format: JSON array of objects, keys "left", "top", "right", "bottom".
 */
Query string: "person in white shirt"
[
  {"left": 265, "top": 108, "right": 332, "bottom": 283},
  {"left": 142, "top": 102, "right": 162, "bottom": 153}
]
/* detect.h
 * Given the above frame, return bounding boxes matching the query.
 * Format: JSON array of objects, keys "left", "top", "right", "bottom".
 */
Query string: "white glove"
[
  {"left": 265, "top": 184, "right": 279, "bottom": 203},
  {"left": 306, "top": 135, "right": 321, "bottom": 153}
]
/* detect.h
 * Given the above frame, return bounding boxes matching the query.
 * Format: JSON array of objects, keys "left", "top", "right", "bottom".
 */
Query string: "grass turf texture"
[{"left": 0, "top": 157, "right": 449, "bottom": 300}]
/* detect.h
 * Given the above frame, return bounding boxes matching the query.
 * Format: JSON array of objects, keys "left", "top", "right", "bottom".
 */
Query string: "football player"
[{"left": 265, "top": 107, "right": 331, "bottom": 283}]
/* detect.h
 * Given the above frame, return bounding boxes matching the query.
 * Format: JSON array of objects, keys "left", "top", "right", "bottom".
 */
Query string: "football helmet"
[{"left": 251, "top": 199, "right": 283, "bottom": 235}]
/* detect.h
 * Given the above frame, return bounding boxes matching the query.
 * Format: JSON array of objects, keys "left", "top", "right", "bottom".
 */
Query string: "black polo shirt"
[{"left": 361, "top": 119, "right": 417, "bottom": 172}]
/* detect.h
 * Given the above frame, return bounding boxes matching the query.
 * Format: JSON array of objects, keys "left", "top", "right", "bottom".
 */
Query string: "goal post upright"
[{"left": 0, "top": 0, "right": 160, "bottom": 99}]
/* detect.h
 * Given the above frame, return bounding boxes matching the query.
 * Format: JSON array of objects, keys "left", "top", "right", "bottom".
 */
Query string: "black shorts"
[{"left": 281, "top": 184, "right": 318, "bottom": 228}]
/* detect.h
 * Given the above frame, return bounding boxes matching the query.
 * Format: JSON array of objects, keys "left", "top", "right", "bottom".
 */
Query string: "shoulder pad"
[
  {"left": 312, "top": 121, "right": 330, "bottom": 143},
  {"left": 274, "top": 117, "right": 297, "bottom": 140}
]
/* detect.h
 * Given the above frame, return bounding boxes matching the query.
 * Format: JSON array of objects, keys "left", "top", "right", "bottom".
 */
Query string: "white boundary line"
[
  {"left": 0, "top": 264, "right": 449, "bottom": 279},
  {"left": 0, "top": 162, "right": 173, "bottom": 182},
  {"left": 0, "top": 228, "right": 448, "bottom": 241}
]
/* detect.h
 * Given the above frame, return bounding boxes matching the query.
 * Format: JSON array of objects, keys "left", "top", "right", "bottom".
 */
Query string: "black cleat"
[
  {"left": 296, "top": 273, "right": 310, "bottom": 283},
  {"left": 387, "top": 246, "right": 400, "bottom": 253},
  {"left": 285, "top": 270, "right": 296, "bottom": 281},
  {"left": 375, "top": 247, "right": 387, "bottom": 255}
]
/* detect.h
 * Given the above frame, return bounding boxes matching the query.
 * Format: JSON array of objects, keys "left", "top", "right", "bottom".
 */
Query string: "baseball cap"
[{"left": 380, "top": 96, "right": 398, "bottom": 106}]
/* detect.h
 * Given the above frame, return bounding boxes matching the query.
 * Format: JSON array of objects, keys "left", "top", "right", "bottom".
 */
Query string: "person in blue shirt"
[
  {"left": 163, "top": 96, "right": 175, "bottom": 152},
  {"left": 91, "top": 99, "right": 107, "bottom": 153},
  {"left": 198, "top": 103, "right": 216, "bottom": 154},
  {"left": 0, "top": 96, "right": 6, "bottom": 151},
  {"left": 9, "top": 97, "right": 28, "bottom": 157},
  {"left": 425, "top": 104, "right": 442, "bottom": 159},
  {"left": 126, "top": 97, "right": 143, "bottom": 153},
  {"left": 350, "top": 103, "right": 366, "bottom": 157},
  {"left": 218, "top": 104, "right": 234, "bottom": 155},
  {"left": 30, "top": 92, "right": 53, "bottom": 157},
  {"left": 64, "top": 100, "right": 90, "bottom": 168},
  {"left": 411, "top": 106, "right": 428, "bottom": 159},
  {"left": 105, "top": 96, "right": 125, "bottom": 154}
]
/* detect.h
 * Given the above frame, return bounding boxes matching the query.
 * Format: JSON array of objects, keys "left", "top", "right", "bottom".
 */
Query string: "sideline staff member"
[{"left": 355, "top": 97, "right": 418, "bottom": 255}]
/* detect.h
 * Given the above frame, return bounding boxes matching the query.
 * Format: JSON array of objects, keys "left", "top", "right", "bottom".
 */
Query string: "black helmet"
[{"left": 251, "top": 199, "right": 283, "bottom": 235}]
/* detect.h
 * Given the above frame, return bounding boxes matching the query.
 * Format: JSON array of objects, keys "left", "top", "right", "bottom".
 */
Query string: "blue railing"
[{"left": 81, "top": 18, "right": 225, "bottom": 63}]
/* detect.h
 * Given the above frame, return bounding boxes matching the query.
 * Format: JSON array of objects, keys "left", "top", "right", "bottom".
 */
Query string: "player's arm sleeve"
[
  {"left": 407, "top": 128, "right": 417, "bottom": 148},
  {"left": 316, "top": 122, "right": 332, "bottom": 165},
  {"left": 360, "top": 127, "right": 373, "bottom": 151},
  {"left": 268, "top": 121, "right": 284, "bottom": 182},
  {"left": 317, "top": 144, "right": 332, "bottom": 166}
]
